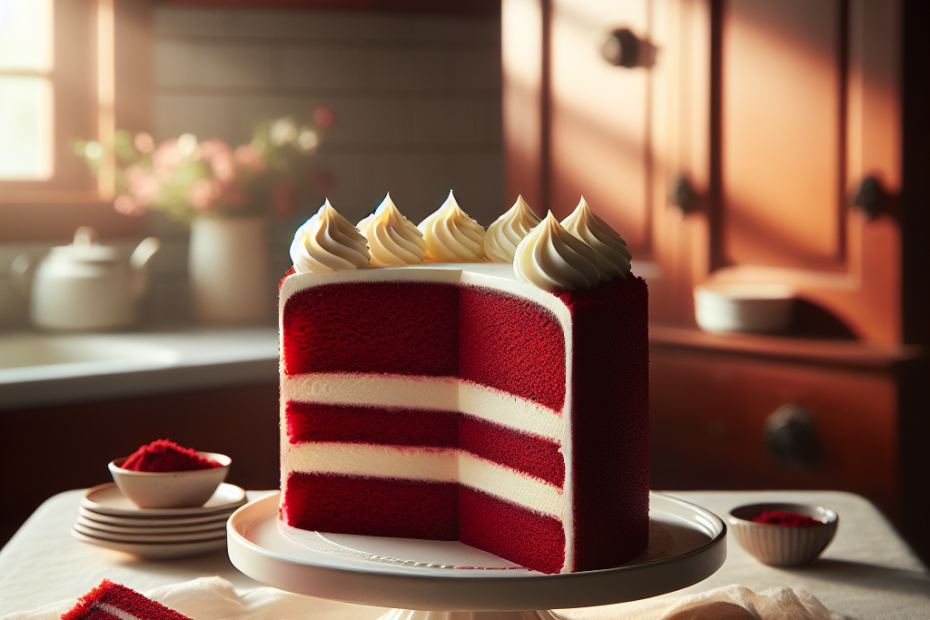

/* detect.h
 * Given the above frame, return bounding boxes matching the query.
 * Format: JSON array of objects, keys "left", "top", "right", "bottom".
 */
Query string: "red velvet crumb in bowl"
[
  {"left": 121, "top": 439, "right": 221, "bottom": 472},
  {"left": 752, "top": 509, "right": 824, "bottom": 527}
]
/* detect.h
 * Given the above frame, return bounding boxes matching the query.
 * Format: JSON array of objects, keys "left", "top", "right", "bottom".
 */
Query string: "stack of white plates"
[{"left": 72, "top": 482, "right": 247, "bottom": 559}]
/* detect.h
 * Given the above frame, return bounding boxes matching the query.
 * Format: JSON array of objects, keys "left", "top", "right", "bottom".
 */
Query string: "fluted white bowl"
[
  {"left": 728, "top": 502, "right": 838, "bottom": 566},
  {"left": 109, "top": 452, "right": 230, "bottom": 509}
]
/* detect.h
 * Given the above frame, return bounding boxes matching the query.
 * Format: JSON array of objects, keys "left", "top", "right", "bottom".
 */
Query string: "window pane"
[
  {"left": 0, "top": 76, "right": 52, "bottom": 179},
  {"left": 0, "top": 0, "right": 52, "bottom": 71}
]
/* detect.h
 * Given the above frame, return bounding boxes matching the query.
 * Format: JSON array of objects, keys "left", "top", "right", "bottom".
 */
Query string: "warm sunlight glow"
[{"left": 0, "top": 0, "right": 53, "bottom": 180}]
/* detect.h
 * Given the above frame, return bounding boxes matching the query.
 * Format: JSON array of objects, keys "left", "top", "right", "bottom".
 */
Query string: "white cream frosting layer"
[
  {"left": 418, "top": 191, "right": 487, "bottom": 262},
  {"left": 357, "top": 193, "right": 428, "bottom": 266},
  {"left": 484, "top": 195, "right": 542, "bottom": 263},
  {"left": 283, "top": 443, "right": 563, "bottom": 520},
  {"left": 284, "top": 373, "right": 563, "bottom": 443},
  {"left": 561, "top": 197, "right": 632, "bottom": 279},
  {"left": 513, "top": 212, "right": 605, "bottom": 292},
  {"left": 290, "top": 200, "right": 371, "bottom": 274}
]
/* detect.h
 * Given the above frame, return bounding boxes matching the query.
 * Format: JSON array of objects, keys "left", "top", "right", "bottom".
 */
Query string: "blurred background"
[{"left": 0, "top": 0, "right": 927, "bottom": 564}]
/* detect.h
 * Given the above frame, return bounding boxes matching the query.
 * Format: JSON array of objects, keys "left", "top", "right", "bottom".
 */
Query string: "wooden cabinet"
[
  {"left": 503, "top": 0, "right": 928, "bottom": 559},
  {"left": 0, "top": 383, "right": 280, "bottom": 547}
]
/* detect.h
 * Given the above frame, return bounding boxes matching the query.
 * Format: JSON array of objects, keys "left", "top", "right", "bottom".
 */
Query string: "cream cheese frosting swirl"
[
  {"left": 290, "top": 199, "right": 371, "bottom": 274},
  {"left": 514, "top": 211, "right": 605, "bottom": 292},
  {"left": 357, "top": 193, "right": 428, "bottom": 266},
  {"left": 418, "top": 191, "right": 486, "bottom": 262},
  {"left": 561, "top": 197, "right": 632, "bottom": 279},
  {"left": 484, "top": 195, "right": 542, "bottom": 263}
]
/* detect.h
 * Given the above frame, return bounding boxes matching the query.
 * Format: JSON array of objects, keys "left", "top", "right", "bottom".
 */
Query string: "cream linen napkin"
[{"left": 1, "top": 578, "right": 845, "bottom": 620}]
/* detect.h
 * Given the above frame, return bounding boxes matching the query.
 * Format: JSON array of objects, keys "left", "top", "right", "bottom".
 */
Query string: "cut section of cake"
[
  {"left": 62, "top": 579, "right": 192, "bottom": 620},
  {"left": 279, "top": 195, "right": 649, "bottom": 574}
]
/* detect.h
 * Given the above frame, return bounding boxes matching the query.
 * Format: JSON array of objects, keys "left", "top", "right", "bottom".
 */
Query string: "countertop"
[
  {"left": 0, "top": 327, "right": 278, "bottom": 411},
  {"left": 0, "top": 490, "right": 928, "bottom": 618}
]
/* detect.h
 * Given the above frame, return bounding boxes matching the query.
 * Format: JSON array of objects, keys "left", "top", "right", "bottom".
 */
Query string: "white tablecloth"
[{"left": 0, "top": 490, "right": 927, "bottom": 618}]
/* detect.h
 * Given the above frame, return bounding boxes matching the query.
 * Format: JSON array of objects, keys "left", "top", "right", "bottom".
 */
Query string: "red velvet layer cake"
[{"left": 279, "top": 262, "right": 649, "bottom": 574}]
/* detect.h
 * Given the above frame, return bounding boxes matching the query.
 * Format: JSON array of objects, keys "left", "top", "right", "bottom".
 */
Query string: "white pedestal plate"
[{"left": 227, "top": 492, "right": 726, "bottom": 620}]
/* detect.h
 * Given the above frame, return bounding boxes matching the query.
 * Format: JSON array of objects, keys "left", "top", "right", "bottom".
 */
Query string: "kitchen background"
[{"left": 0, "top": 0, "right": 928, "bottom": 565}]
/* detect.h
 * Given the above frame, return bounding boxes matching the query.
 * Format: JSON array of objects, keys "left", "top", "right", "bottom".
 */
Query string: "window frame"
[{"left": 0, "top": 0, "right": 151, "bottom": 242}]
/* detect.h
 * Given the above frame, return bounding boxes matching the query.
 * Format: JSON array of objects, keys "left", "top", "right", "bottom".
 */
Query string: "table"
[{"left": 1, "top": 490, "right": 928, "bottom": 618}]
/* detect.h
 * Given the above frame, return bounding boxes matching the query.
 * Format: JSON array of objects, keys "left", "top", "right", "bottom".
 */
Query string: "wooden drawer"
[{"left": 650, "top": 347, "right": 897, "bottom": 516}]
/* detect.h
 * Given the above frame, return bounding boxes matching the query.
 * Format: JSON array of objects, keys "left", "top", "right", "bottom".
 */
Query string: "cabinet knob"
[
  {"left": 763, "top": 404, "right": 824, "bottom": 470},
  {"left": 671, "top": 175, "right": 700, "bottom": 214},
  {"left": 852, "top": 176, "right": 884, "bottom": 221},
  {"left": 601, "top": 28, "right": 655, "bottom": 68}
]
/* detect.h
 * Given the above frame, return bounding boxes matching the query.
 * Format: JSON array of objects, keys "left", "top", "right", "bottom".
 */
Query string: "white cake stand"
[{"left": 227, "top": 492, "right": 726, "bottom": 620}]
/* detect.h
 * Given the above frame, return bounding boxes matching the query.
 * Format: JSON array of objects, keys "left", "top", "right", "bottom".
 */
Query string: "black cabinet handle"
[
  {"left": 763, "top": 404, "right": 824, "bottom": 470},
  {"left": 601, "top": 29, "right": 656, "bottom": 68}
]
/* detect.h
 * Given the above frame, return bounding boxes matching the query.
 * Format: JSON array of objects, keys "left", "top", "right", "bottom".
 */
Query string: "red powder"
[
  {"left": 752, "top": 509, "right": 823, "bottom": 527},
  {"left": 121, "top": 439, "right": 220, "bottom": 472}
]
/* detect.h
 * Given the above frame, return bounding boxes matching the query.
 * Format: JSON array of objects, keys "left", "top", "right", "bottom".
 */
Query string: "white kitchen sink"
[
  {"left": 0, "top": 332, "right": 178, "bottom": 371},
  {"left": 0, "top": 328, "right": 278, "bottom": 410}
]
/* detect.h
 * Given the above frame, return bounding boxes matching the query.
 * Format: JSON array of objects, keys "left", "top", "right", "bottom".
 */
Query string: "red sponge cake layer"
[{"left": 280, "top": 268, "right": 648, "bottom": 574}]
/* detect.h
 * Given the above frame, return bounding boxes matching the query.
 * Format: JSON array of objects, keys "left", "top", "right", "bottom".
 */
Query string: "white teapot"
[{"left": 12, "top": 227, "right": 160, "bottom": 331}]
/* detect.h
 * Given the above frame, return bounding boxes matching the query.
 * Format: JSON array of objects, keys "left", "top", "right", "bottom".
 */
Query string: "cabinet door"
[
  {"left": 650, "top": 347, "right": 898, "bottom": 515},
  {"left": 673, "top": 0, "right": 902, "bottom": 342},
  {"left": 503, "top": 0, "right": 903, "bottom": 343},
  {"left": 502, "top": 0, "right": 655, "bottom": 248}
]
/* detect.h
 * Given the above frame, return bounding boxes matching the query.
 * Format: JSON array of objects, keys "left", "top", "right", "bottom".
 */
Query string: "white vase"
[{"left": 189, "top": 216, "right": 271, "bottom": 325}]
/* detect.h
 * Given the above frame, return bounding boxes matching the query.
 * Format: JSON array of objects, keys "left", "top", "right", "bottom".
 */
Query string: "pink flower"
[
  {"left": 199, "top": 139, "right": 230, "bottom": 160},
  {"left": 133, "top": 132, "right": 155, "bottom": 154},
  {"left": 114, "top": 195, "right": 145, "bottom": 216},
  {"left": 313, "top": 106, "right": 335, "bottom": 128},
  {"left": 152, "top": 139, "right": 183, "bottom": 179},
  {"left": 190, "top": 178, "right": 222, "bottom": 212},
  {"left": 234, "top": 144, "right": 265, "bottom": 172},
  {"left": 125, "top": 165, "right": 157, "bottom": 204}
]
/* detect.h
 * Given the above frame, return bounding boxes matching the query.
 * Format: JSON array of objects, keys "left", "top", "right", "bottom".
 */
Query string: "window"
[
  {"left": 0, "top": 0, "right": 54, "bottom": 181},
  {"left": 0, "top": 0, "right": 150, "bottom": 241}
]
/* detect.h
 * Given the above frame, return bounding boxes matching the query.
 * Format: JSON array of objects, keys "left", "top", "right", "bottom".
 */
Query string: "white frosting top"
[
  {"left": 560, "top": 197, "right": 632, "bottom": 279},
  {"left": 484, "top": 195, "right": 542, "bottom": 263},
  {"left": 418, "top": 191, "right": 486, "bottom": 263},
  {"left": 513, "top": 212, "right": 604, "bottom": 292},
  {"left": 357, "top": 193, "right": 428, "bottom": 266},
  {"left": 290, "top": 200, "right": 371, "bottom": 274}
]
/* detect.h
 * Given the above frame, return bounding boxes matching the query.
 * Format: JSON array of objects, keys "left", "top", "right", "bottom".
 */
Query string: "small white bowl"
[
  {"left": 109, "top": 452, "right": 231, "bottom": 509},
  {"left": 694, "top": 283, "right": 795, "bottom": 334},
  {"left": 728, "top": 502, "right": 838, "bottom": 566}
]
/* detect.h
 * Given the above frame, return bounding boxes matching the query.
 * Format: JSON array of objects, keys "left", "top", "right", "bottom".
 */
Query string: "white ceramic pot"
[{"left": 189, "top": 216, "right": 271, "bottom": 324}]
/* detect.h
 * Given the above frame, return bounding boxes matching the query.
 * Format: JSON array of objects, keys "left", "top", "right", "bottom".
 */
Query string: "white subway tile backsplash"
[
  {"left": 154, "top": 7, "right": 231, "bottom": 37},
  {"left": 363, "top": 47, "right": 450, "bottom": 92},
  {"left": 276, "top": 45, "right": 363, "bottom": 90},
  {"left": 451, "top": 150, "right": 506, "bottom": 225},
  {"left": 197, "top": 44, "right": 271, "bottom": 89},
  {"left": 154, "top": 94, "right": 232, "bottom": 142},
  {"left": 154, "top": 40, "right": 197, "bottom": 88},
  {"left": 452, "top": 48, "right": 502, "bottom": 92},
  {"left": 120, "top": 6, "right": 504, "bottom": 327}
]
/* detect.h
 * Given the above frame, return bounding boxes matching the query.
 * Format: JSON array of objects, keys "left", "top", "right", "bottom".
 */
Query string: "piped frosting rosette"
[
  {"left": 485, "top": 195, "right": 542, "bottom": 263},
  {"left": 514, "top": 212, "right": 606, "bottom": 292},
  {"left": 418, "top": 191, "right": 487, "bottom": 262},
  {"left": 561, "top": 197, "right": 632, "bottom": 279},
  {"left": 290, "top": 199, "right": 371, "bottom": 273},
  {"left": 357, "top": 193, "right": 428, "bottom": 266}
]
